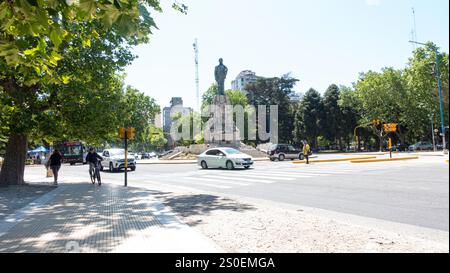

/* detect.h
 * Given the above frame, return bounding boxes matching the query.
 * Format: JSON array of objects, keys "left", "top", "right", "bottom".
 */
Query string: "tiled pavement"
[{"left": 0, "top": 183, "right": 222, "bottom": 253}]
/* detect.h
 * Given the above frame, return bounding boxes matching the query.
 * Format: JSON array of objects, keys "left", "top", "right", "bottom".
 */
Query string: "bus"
[{"left": 53, "top": 141, "right": 87, "bottom": 165}]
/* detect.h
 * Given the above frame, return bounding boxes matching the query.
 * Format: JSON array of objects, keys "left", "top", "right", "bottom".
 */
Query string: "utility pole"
[
  {"left": 409, "top": 41, "right": 447, "bottom": 155},
  {"left": 193, "top": 38, "right": 200, "bottom": 112}
]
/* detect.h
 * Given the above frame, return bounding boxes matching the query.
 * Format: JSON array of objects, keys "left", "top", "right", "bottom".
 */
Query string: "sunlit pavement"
[{"left": 23, "top": 155, "right": 449, "bottom": 231}]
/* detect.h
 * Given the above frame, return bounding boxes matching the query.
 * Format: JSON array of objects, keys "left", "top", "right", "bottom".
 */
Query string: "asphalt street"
[{"left": 24, "top": 156, "right": 449, "bottom": 231}]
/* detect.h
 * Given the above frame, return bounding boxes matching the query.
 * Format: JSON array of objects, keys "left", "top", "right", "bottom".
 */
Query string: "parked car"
[
  {"left": 141, "top": 152, "right": 150, "bottom": 159},
  {"left": 198, "top": 148, "right": 253, "bottom": 170},
  {"left": 408, "top": 142, "right": 434, "bottom": 151},
  {"left": 100, "top": 148, "right": 136, "bottom": 172},
  {"left": 267, "top": 144, "right": 311, "bottom": 161}
]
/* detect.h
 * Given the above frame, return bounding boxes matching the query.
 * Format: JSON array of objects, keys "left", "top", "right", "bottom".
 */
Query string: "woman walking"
[{"left": 47, "top": 149, "right": 63, "bottom": 185}]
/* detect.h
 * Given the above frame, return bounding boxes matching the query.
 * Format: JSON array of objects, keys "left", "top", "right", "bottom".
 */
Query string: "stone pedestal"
[{"left": 205, "top": 95, "right": 241, "bottom": 148}]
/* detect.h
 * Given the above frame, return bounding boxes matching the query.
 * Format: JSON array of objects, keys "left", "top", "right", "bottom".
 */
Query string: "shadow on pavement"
[
  {"left": 0, "top": 183, "right": 161, "bottom": 253},
  {"left": 152, "top": 192, "right": 256, "bottom": 225}
]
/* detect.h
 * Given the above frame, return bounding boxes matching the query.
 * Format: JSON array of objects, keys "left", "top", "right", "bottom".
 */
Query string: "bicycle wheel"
[
  {"left": 90, "top": 169, "right": 95, "bottom": 184},
  {"left": 96, "top": 169, "right": 101, "bottom": 185}
]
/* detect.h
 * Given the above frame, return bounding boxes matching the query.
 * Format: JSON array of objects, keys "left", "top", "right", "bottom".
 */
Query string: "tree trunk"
[{"left": 0, "top": 133, "right": 28, "bottom": 186}]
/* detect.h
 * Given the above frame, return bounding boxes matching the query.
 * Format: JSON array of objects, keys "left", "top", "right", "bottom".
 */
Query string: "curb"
[
  {"left": 350, "top": 157, "right": 419, "bottom": 163},
  {"left": 292, "top": 156, "right": 377, "bottom": 164}
]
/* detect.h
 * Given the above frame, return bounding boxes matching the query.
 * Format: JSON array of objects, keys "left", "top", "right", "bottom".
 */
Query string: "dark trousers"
[
  {"left": 51, "top": 165, "right": 61, "bottom": 182},
  {"left": 305, "top": 155, "right": 309, "bottom": 164}
]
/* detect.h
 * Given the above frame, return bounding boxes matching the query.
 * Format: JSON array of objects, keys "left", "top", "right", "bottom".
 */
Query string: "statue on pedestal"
[
  {"left": 204, "top": 58, "right": 240, "bottom": 148},
  {"left": 214, "top": 58, "right": 228, "bottom": 96}
]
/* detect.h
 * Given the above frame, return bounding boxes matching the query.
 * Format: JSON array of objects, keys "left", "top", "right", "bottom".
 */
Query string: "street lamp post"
[
  {"left": 430, "top": 114, "right": 436, "bottom": 152},
  {"left": 409, "top": 41, "right": 448, "bottom": 154}
]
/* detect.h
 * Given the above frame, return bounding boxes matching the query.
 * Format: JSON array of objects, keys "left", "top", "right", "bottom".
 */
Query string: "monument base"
[{"left": 205, "top": 95, "right": 241, "bottom": 148}]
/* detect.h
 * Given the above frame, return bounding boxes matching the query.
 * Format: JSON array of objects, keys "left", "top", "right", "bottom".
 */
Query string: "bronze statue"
[{"left": 214, "top": 58, "right": 228, "bottom": 96}]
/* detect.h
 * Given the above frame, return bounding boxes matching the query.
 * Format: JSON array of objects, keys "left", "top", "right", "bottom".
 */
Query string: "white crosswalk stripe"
[
  {"left": 217, "top": 173, "right": 296, "bottom": 181},
  {"left": 200, "top": 175, "right": 275, "bottom": 184},
  {"left": 181, "top": 177, "right": 233, "bottom": 189},
  {"left": 150, "top": 163, "right": 395, "bottom": 190}
]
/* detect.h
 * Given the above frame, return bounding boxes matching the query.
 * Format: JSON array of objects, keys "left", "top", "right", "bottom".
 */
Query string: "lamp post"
[
  {"left": 409, "top": 41, "right": 447, "bottom": 154},
  {"left": 430, "top": 114, "right": 436, "bottom": 152}
]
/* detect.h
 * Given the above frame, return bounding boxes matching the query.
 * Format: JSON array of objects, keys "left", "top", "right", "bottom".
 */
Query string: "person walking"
[
  {"left": 47, "top": 149, "right": 63, "bottom": 185},
  {"left": 303, "top": 140, "right": 311, "bottom": 164}
]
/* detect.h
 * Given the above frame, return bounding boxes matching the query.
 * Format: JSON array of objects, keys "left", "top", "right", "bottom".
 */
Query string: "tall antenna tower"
[
  {"left": 411, "top": 6, "right": 418, "bottom": 49},
  {"left": 193, "top": 38, "right": 200, "bottom": 112}
]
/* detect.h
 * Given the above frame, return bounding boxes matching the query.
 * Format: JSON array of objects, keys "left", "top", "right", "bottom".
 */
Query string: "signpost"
[{"left": 119, "top": 127, "right": 135, "bottom": 187}]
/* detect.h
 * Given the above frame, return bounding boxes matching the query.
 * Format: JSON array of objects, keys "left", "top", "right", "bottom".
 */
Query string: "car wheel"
[
  {"left": 298, "top": 153, "right": 304, "bottom": 160},
  {"left": 109, "top": 162, "right": 114, "bottom": 173},
  {"left": 131, "top": 167, "right": 136, "bottom": 171},
  {"left": 270, "top": 158, "right": 275, "bottom": 162},
  {"left": 201, "top": 161, "right": 208, "bottom": 169},
  {"left": 278, "top": 154, "right": 285, "bottom": 161},
  {"left": 226, "top": 160, "right": 234, "bottom": 170}
]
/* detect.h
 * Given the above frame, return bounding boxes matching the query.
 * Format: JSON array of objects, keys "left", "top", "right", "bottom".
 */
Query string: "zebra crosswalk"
[{"left": 152, "top": 163, "right": 392, "bottom": 190}]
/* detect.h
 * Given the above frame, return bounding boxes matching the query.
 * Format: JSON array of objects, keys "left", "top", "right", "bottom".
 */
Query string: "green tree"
[
  {"left": 322, "top": 84, "right": 343, "bottom": 150},
  {"left": 338, "top": 85, "right": 361, "bottom": 150},
  {"left": 0, "top": 1, "right": 185, "bottom": 185},
  {"left": 403, "top": 43, "right": 449, "bottom": 142},
  {"left": 293, "top": 88, "right": 324, "bottom": 149},
  {"left": 246, "top": 75, "right": 299, "bottom": 144},
  {"left": 355, "top": 68, "right": 407, "bottom": 151},
  {"left": 201, "top": 84, "right": 218, "bottom": 110}
]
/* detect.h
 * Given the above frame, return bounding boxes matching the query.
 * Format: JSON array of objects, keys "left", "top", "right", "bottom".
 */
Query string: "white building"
[{"left": 231, "top": 70, "right": 259, "bottom": 94}]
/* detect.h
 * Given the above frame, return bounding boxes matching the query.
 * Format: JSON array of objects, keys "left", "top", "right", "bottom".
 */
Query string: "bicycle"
[{"left": 89, "top": 160, "right": 102, "bottom": 185}]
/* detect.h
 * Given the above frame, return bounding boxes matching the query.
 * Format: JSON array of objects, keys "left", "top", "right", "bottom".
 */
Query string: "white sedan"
[{"left": 198, "top": 148, "right": 254, "bottom": 170}]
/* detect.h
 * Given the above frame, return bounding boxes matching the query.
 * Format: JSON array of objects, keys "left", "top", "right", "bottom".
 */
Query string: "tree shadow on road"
[{"left": 151, "top": 192, "right": 256, "bottom": 225}]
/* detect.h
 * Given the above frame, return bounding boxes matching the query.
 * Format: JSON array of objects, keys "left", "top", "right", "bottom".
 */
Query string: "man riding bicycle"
[{"left": 86, "top": 148, "right": 103, "bottom": 184}]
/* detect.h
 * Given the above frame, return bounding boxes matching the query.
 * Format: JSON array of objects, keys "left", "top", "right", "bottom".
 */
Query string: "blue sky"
[{"left": 124, "top": 0, "right": 449, "bottom": 110}]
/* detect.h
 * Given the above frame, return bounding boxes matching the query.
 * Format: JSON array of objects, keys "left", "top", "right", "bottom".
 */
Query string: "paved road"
[{"left": 25, "top": 156, "right": 449, "bottom": 231}]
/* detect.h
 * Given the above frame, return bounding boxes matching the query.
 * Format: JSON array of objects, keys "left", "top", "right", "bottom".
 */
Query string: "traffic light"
[
  {"left": 383, "top": 123, "right": 398, "bottom": 133},
  {"left": 373, "top": 119, "right": 381, "bottom": 126},
  {"left": 127, "top": 127, "right": 135, "bottom": 140},
  {"left": 119, "top": 128, "right": 126, "bottom": 139}
]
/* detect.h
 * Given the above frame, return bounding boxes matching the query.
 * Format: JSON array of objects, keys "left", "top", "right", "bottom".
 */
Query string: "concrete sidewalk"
[{"left": 0, "top": 182, "right": 223, "bottom": 253}]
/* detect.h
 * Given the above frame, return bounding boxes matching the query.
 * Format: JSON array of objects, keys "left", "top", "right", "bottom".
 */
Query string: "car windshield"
[
  {"left": 109, "top": 150, "right": 125, "bottom": 156},
  {"left": 223, "top": 148, "right": 241, "bottom": 155}
]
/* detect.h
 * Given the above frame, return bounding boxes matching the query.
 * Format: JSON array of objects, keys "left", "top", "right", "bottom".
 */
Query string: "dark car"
[
  {"left": 267, "top": 144, "right": 311, "bottom": 161},
  {"left": 141, "top": 152, "right": 151, "bottom": 159}
]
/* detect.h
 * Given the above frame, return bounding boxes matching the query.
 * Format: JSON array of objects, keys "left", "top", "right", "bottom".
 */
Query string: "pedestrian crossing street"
[{"left": 150, "top": 163, "right": 397, "bottom": 190}]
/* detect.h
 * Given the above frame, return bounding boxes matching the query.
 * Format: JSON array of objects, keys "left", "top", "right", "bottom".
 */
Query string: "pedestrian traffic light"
[
  {"left": 119, "top": 128, "right": 126, "bottom": 139},
  {"left": 127, "top": 127, "right": 135, "bottom": 140}
]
